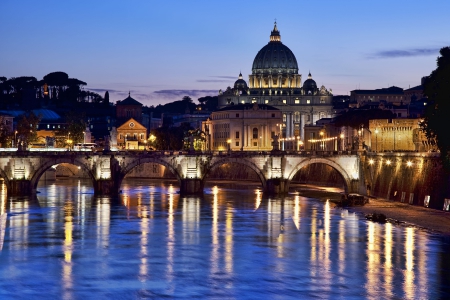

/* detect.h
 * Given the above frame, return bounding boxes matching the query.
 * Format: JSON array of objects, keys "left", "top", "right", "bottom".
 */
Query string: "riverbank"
[{"left": 297, "top": 184, "right": 450, "bottom": 235}]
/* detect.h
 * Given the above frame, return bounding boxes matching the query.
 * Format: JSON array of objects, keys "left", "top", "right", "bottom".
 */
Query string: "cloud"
[
  {"left": 368, "top": 47, "right": 441, "bottom": 59},
  {"left": 153, "top": 89, "right": 218, "bottom": 97},
  {"left": 211, "top": 75, "right": 237, "bottom": 79},
  {"left": 88, "top": 88, "right": 121, "bottom": 93},
  {"left": 197, "top": 79, "right": 232, "bottom": 83}
]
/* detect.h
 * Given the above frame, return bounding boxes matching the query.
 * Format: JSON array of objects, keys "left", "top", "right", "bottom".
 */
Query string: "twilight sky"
[{"left": 1, "top": 0, "right": 449, "bottom": 106}]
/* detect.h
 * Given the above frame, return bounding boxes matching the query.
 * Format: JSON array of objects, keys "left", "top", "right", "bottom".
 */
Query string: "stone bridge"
[{"left": 0, "top": 150, "right": 364, "bottom": 196}]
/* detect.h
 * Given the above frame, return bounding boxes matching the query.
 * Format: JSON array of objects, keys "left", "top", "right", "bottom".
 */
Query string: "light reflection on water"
[{"left": 0, "top": 178, "right": 449, "bottom": 299}]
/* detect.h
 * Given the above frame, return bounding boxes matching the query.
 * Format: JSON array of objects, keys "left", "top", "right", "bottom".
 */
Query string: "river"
[{"left": 0, "top": 178, "right": 450, "bottom": 299}]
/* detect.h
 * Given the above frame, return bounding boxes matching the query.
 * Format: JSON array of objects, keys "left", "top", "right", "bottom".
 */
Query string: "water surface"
[{"left": 1, "top": 178, "right": 450, "bottom": 299}]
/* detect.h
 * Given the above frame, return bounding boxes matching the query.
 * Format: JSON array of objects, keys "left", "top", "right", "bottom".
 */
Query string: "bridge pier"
[
  {"left": 9, "top": 180, "right": 33, "bottom": 196},
  {"left": 265, "top": 178, "right": 289, "bottom": 195},
  {"left": 94, "top": 179, "right": 119, "bottom": 196},
  {"left": 180, "top": 179, "right": 204, "bottom": 195}
]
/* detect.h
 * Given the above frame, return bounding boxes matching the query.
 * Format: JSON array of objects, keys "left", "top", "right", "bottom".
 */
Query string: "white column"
[
  {"left": 286, "top": 113, "right": 291, "bottom": 138},
  {"left": 301, "top": 114, "right": 305, "bottom": 141}
]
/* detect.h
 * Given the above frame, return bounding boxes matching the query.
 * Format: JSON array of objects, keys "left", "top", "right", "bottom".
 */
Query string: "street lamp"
[
  {"left": 14, "top": 130, "right": 17, "bottom": 147},
  {"left": 320, "top": 131, "right": 324, "bottom": 150},
  {"left": 340, "top": 133, "right": 344, "bottom": 151},
  {"left": 227, "top": 139, "right": 231, "bottom": 152},
  {"left": 374, "top": 129, "right": 379, "bottom": 152}
]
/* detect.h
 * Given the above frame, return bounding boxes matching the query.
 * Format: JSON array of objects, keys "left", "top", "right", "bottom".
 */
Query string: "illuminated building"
[
  {"left": 202, "top": 103, "right": 282, "bottom": 151},
  {"left": 117, "top": 118, "right": 147, "bottom": 150},
  {"left": 369, "top": 118, "right": 435, "bottom": 152},
  {"left": 217, "top": 22, "right": 334, "bottom": 141}
]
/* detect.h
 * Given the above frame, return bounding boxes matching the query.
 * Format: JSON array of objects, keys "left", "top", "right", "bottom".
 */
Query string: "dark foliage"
[
  {"left": 423, "top": 46, "right": 450, "bottom": 169},
  {"left": 149, "top": 96, "right": 196, "bottom": 116},
  {"left": 197, "top": 96, "right": 218, "bottom": 111},
  {"left": 150, "top": 122, "right": 193, "bottom": 150},
  {"left": 334, "top": 109, "right": 396, "bottom": 129},
  {"left": 16, "top": 111, "right": 42, "bottom": 144}
]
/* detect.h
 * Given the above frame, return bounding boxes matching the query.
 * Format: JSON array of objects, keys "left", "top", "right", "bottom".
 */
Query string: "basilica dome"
[
  {"left": 234, "top": 72, "right": 248, "bottom": 89},
  {"left": 251, "top": 23, "right": 298, "bottom": 75},
  {"left": 302, "top": 72, "right": 317, "bottom": 90}
]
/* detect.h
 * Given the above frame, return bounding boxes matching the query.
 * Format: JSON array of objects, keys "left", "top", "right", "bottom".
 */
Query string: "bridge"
[{"left": 0, "top": 150, "right": 364, "bottom": 196}]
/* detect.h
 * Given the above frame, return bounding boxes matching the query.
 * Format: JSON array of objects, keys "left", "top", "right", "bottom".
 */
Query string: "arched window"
[{"left": 253, "top": 128, "right": 258, "bottom": 139}]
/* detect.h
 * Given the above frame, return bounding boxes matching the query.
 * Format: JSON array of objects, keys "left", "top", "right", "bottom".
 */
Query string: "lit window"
[
  {"left": 295, "top": 99, "right": 300, "bottom": 104},
  {"left": 47, "top": 124, "right": 50, "bottom": 129},
  {"left": 252, "top": 100, "right": 257, "bottom": 103},
  {"left": 282, "top": 99, "right": 287, "bottom": 104},
  {"left": 241, "top": 100, "right": 245, "bottom": 104},
  {"left": 265, "top": 100, "right": 269, "bottom": 104},
  {"left": 307, "top": 99, "right": 311, "bottom": 104},
  {"left": 283, "top": 114, "right": 286, "bottom": 122}
]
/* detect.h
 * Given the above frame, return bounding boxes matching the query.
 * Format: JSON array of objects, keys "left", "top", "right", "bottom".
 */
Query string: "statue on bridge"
[{"left": 272, "top": 135, "right": 280, "bottom": 151}]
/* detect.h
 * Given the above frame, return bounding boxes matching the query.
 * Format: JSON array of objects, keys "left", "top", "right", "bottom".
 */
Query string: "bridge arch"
[
  {"left": 0, "top": 168, "right": 11, "bottom": 192},
  {"left": 119, "top": 157, "right": 182, "bottom": 189},
  {"left": 287, "top": 158, "right": 354, "bottom": 193},
  {"left": 30, "top": 158, "right": 96, "bottom": 192},
  {"left": 204, "top": 157, "right": 267, "bottom": 190}
]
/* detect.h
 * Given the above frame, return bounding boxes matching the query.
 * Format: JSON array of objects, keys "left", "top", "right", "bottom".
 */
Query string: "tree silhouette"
[
  {"left": 423, "top": 46, "right": 450, "bottom": 168},
  {"left": 334, "top": 109, "right": 396, "bottom": 129},
  {"left": 104, "top": 91, "right": 110, "bottom": 106},
  {"left": 16, "top": 112, "right": 42, "bottom": 144}
]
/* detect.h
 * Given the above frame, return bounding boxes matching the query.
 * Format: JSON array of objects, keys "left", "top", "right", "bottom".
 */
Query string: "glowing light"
[
  {"left": 212, "top": 186, "right": 219, "bottom": 195},
  {"left": 406, "top": 161, "right": 413, "bottom": 167},
  {"left": 386, "top": 160, "right": 391, "bottom": 165},
  {"left": 369, "top": 159, "right": 374, "bottom": 165}
]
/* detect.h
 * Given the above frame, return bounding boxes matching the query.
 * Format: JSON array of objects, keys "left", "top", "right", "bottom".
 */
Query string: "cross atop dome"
[{"left": 270, "top": 21, "right": 281, "bottom": 42}]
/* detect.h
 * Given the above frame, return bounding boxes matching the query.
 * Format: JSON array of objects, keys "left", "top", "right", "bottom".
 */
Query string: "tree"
[
  {"left": 333, "top": 109, "right": 396, "bottom": 129},
  {"left": 104, "top": 91, "right": 110, "bottom": 106},
  {"left": 55, "top": 112, "right": 87, "bottom": 147},
  {"left": 16, "top": 112, "right": 42, "bottom": 145},
  {"left": 0, "top": 116, "right": 12, "bottom": 147},
  {"left": 423, "top": 46, "right": 450, "bottom": 168}
]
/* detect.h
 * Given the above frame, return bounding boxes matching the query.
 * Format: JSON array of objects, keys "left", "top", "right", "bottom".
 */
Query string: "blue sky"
[{"left": 1, "top": 0, "right": 449, "bottom": 106}]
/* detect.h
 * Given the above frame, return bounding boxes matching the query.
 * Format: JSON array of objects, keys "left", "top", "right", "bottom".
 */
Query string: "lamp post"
[
  {"left": 375, "top": 129, "right": 378, "bottom": 152},
  {"left": 320, "top": 131, "right": 324, "bottom": 151},
  {"left": 259, "top": 136, "right": 262, "bottom": 151},
  {"left": 14, "top": 130, "right": 17, "bottom": 147},
  {"left": 227, "top": 139, "right": 231, "bottom": 152},
  {"left": 340, "top": 133, "right": 344, "bottom": 151}
]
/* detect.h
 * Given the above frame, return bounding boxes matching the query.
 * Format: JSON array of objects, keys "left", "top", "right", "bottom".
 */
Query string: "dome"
[
  {"left": 234, "top": 72, "right": 248, "bottom": 89},
  {"left": 302, "top": 72, "right": 317, "bottom": 90},
  {"left": 252, "top": 22, "right": 298, "bottom": 75}
]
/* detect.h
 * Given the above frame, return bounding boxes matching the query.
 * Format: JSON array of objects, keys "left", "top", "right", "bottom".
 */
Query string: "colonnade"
[{"left": 249, "top": 74, "right": 302, "bottom": 89}]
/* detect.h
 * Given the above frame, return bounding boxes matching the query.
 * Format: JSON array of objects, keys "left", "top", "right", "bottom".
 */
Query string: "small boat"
[{"left": 338, "top": 193, "right": 368, "bottom": 207}]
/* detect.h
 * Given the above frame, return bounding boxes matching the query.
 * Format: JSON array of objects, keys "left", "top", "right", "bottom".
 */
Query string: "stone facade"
[
  {"left": 117, "top": 118, "right": 147, "bottom": 149},
  {"left": 202, "top": 103, "right": 282, "bottom": 151},
  {"left": 369, "top": 118, "right": 429, "bottom": 152}
]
